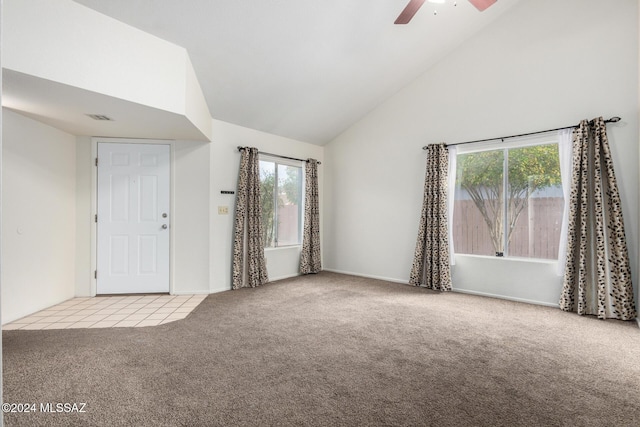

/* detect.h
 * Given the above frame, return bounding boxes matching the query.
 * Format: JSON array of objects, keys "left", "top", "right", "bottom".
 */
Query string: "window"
[
  {"left": 259, "top": 156, "right": 303, "bottom": 248},
  {"left": 453, "top": 137, "right": 563, "bottom": 259}
]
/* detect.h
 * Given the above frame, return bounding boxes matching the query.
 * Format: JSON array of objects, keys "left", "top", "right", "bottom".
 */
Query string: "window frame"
[
  {"left": 453, "top": 133, "right": 563, "bottom": 260},
  {"left": 258, "top": 154, "right": 304, "bottom": 249}
]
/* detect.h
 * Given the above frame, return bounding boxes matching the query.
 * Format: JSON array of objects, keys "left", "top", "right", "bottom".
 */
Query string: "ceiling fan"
[{"left": 395, "top": 0, "right": 497, "bottom": 24}]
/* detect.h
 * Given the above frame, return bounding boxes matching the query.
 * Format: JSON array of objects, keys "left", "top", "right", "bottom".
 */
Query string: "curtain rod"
[
  {"left": 237, "top": 146, "right": 321, "bottom": 164},
  {"left": 422, "top": 116, "right": 621, "bottom": 150}
]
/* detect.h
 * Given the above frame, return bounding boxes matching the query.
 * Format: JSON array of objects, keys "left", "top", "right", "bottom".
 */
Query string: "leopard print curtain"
[
  {"left": 232, "top": 147, "right": 269, "bottom": 289},
  {"left": 559, "top": 118, "right": 636, "bottom": 320},
  {"left": 409, "top": 143, "right": 452, "bottom": 291},
  {"left": 300, "top": 159, "right": 322, "bottom": 274}
]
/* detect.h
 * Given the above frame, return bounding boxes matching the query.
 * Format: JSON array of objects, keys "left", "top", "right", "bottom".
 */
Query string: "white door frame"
[{"left": 89, "top": 137, "right": 175, "bottom": 297}]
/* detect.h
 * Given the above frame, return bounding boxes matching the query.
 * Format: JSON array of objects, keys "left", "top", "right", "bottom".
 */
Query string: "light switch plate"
[{"left": 218, "top": 206, "right": 229, "bottom": 215}]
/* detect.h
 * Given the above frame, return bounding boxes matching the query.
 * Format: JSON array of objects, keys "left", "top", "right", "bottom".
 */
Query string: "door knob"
[{"left": 162, "top": 224, "right": 168, "bottom": 229}]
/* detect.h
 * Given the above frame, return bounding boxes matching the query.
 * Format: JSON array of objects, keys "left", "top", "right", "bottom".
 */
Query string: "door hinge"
[
  {"left": 95, "top": 214, "right": 98, "bottom": 223},
  {"left": 94, "top": 270, "right": 97, "bottom": 279},
  {"left": 95, "top": 157, "right": 98, "bottom": 166}
]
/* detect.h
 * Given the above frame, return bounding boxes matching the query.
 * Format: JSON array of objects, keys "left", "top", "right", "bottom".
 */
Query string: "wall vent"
[{"left": 86, "top": 114, "right": 114, "bottom": 121}]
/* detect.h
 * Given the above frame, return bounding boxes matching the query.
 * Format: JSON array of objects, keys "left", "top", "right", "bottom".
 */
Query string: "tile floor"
[{"left": 3, "top": 294, "right": 208, "bottom": 330}]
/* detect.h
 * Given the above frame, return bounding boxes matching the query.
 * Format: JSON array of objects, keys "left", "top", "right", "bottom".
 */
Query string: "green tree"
[
  {"left": 260, "top": 164, "right": 303, "bottom": 247},
  {"left": 260, "top": 170, "right": 276, "bottom": 247},
  {"left": 457, "top": 145, "right": 561, "bottom": 253},
  {"left": 281, "top": 166, "right": 301, "bottom": 206}
]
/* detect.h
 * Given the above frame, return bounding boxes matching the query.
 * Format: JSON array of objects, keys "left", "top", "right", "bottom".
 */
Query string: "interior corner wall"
[
  {"left": 1, "top": 109, "right": 77, "bottom": 324},
  {"left": 209, "top": 120, "right": 324, "bottom": 292},
  {"left": 324, "top": 0, "right": 639, "bottom": 307}
]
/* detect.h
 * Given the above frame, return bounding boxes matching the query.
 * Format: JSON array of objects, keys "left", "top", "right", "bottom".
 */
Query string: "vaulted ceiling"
[{"left": 72, "top": 1, "right": 522, "bottom": 145}]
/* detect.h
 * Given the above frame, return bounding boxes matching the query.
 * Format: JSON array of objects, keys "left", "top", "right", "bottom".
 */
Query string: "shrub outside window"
[
  {"left": 453, "top": 138, "right": 563, "bottom": 260},
  {"left": 259, "top": 157, "right": 303, "bottom": 248}
]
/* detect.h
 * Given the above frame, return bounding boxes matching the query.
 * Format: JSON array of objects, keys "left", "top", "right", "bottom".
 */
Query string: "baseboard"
[
  {"left": 322, "top": 268, "right": 408, "bottom": 285},
  {"left": 449, "top": 288, "right": 560, "bottom": 308},
  {"left": 203, "top": 274, "right": 302, "bottom": 294},
  {"left": 323, "top": 268, "right": 561, "bottom": 308},
  {"left": 269, "top": 273, "right": 302, "bottom": 282},
  {"left": 171, "top": 290, "right": 211, "bottom": 296}
]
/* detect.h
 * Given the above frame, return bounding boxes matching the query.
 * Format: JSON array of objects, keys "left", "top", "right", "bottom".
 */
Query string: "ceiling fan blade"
[
  {"left": 394, "top": 0, "right": 426, "bottom": 25},
  {"left": 468, "top": 0, "right": 498, "bottom": 12}
]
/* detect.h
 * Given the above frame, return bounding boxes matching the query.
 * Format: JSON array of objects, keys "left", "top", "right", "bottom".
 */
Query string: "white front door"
[{"left": 97, "top": 143, "right": 170, "bottom": 294}]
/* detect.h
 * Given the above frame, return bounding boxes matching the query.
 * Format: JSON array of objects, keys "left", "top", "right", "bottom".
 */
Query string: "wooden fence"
[
  {"left": 452, "top": 197, "right": 564, "bottom": 259},
  {"left": 276, "top": 204, "right": 300, "bottom": 246}
]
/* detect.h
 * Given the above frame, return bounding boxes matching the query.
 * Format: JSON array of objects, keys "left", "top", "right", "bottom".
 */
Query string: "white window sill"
[
  {"left": 265, "top": 245, "right": 301, "bottom": 252},
  {"left": 454, "top": 254, "right": 558, "bottom": 265}
]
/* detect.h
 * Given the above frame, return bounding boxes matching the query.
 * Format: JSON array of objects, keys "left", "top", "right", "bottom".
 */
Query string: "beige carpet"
[{"left": 3, "top": 272, "right": 640, "bottom": 426}]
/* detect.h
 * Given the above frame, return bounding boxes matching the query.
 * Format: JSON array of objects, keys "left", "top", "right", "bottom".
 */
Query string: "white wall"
[
  {"left": 324, "top": 0, "right": 639, "bottom": 308},
  {"left": 173, "top": 140, "right": 211, "bottom": 294},
  {"left": 4, "top": 0, "right": 184, "bottom": 114},
  {"left": 3, "top": 0, "right": 212, "bottom": 141},
  {"left": 72, "top": 138, "right": 211, "bottom": 296},
  {"left": 75, "top": 136, "right": 92, "bottom": 297},
  {"left": 209, "top": 120, "right": 324, "bottom": 292},
  {"left": 2, "top": 109, "right": 77, "bottom": 323},
  {"left": 73, "top": 121, "right": 320, "bottom": 301}
]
